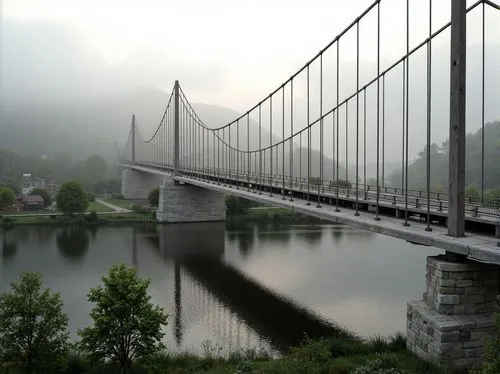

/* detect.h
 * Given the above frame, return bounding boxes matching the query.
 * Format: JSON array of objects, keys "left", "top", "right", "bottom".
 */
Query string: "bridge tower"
[
  {"left": 131, "top": 114, "right": 136, "bottom": 164},
  {"left": 407, "top": 2, "right": 500, "bottom": 369},
  {"left": 156, "top": 80, "right": 226, "bottom": 222}
]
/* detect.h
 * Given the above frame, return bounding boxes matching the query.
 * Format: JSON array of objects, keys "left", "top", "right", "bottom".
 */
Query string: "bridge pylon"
[{"left": 174, "top": 80, "right": 180, "bottom": 176}]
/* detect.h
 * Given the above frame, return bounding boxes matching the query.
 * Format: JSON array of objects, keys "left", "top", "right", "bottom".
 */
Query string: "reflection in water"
[
  {"left": 2, "top": 228, "right": 17, "bottom": 263},
  {"left": 174, "top": 261, "right": 182, "bottom": 347},
  {"left": 294, "top": 227, "right": 323, "bottom": 245},
  {"left": 0, "top": 223, "right": 441, "bottom": 354},
  {"left": 56, "top": 227, "right": 90, "bottom": 263},
  {"left": 237, "top": 231, "right": 255, "bottom": 257}
]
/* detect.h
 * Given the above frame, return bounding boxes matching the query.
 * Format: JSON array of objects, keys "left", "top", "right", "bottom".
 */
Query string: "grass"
[
  {"left": 104, "top": 198, "right": 135, "bottom": 210},
  {"left": 86, "top": 201, "right": 114, "bottom": 213},
  {"left": 0, "top": 211, "right": 155, "bottom": 227},
  {"left": 46, "top": 335, "right": 467, "bottom": 374}
]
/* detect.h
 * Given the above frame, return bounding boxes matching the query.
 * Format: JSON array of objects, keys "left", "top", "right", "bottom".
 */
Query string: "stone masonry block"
[
  {"left": 439, "top": 279, "right": 457, "bottom": 287},
  {"left": 456, "top": 280, "right": 474, "bottom": 287},
  {"left": 437, "top": 294, "right": 460, "bottom": 305}
]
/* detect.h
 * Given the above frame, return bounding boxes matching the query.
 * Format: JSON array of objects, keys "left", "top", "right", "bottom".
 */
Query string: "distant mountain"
[
  {"left": 388, "top": 120, "right": 500, "bottom": 191},
  {"left": 0, "top": 86, "right": 283, "bottom": 161}
]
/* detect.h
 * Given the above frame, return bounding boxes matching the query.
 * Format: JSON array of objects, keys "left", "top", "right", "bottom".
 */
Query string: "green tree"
[
  {"left": 465, "top": 184, "right": 480, "bottom": 203},
  {"left": 0, "top": 187, "right": 16, "bottom": 209},
  {"left": 30, "top": 188, "right": 52, "bottom": 207},
  {"left": 483, "top": 189, "right": 500, "bottom": 207},
  {"left": 78, "top": 264, "right": 168, "bottom": 372},
  {"left": 56, "top": 180, "right": 89, "bottom": 215},
  {"left": 225, "top": 196, "right": 259, "bottom": 215},
  {"left": 0, "top": 273, "right": 69, "bottom": 373},
  {"left": 86, "top": 191, "right": 96, "bottom": 202},
  {"left": 470, "top": 297, "right": 500, "bottom": 374},
  {"left": 148, "top": 188, "right": 159, "bottom": 207},
  {"left": 85, "top": 154, "right": 108, "bottom": 182}
]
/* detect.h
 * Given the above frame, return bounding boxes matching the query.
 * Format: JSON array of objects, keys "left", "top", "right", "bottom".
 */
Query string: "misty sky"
[{"left": 2, "top": 0, "right": 500, "bottom": 162}]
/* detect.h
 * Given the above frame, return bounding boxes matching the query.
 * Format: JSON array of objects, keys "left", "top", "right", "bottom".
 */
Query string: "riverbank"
[
  {"left": 0, "top": 211, "right": 155, "bottom": 227},
  {"left": 61, "top": 335, "right": 463, "bottom": 374},
  {"left": 0, "top": 201, "right": 326, "bottom": 228},
  {"left": 228, "top": 206, "right": 326, "bottom": 224}
]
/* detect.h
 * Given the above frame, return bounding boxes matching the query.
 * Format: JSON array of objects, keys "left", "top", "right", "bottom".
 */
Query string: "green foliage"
[
  {"left": 0, "top": 187, "right": 16, "bottom": 209},
  {"left": 87, "top": 211, "right": 99, "bottom": 223},
  {"left": 353, "top": 353, "right": 410, "bottom": 374},
  {"left": 309, "top": 177, "right": 322, "bottom": 186},
  {"left": 225, "top": 196, "right": 259, "bottom": 215},
  {"left": 388, "top": 332, "right": 407, "bottom": 352},
  {"left": 56, "top": 180, "right": 89, "bottom": 215},
  {"left": 483, "top": 189, "right": 500, "bottom": 207},
  {"left": 148, "top": 188, "right": 159, "bottom": 207},
  {"left": 78, "top": 264, "right": 168, "bottom": 372},
  {"left": 368, "top": 335, "right": 391, "bottom": 353},
  {"left": 0, "top": 272, "right": 69, "bottom": 373},
  {"left": 31, "top": 188, "right": 53, "bottom": 207},
  {"left": 465, "top": 184, "right": 480, "bottom": 203},
  {"left": 389, "top": 121, "right": 500, "bottom": 191},
  {"left": 86, "top": 192, "right": 96, "bottom": 202},
  {"left": 470, "top": 296, "right": 500, "bottom": 374},
  {"left": 329, "top": 179, "right": 353, "bottom": 189}
]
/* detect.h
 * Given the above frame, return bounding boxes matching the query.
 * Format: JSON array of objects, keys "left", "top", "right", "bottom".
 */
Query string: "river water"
[{"left": 0, "top": 222, "right": 440, "bottom": 355}]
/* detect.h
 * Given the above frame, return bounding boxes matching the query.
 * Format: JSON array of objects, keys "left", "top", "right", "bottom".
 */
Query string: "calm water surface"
[{"left": 0, "top": 222, "right": 440, "bottom": 354}]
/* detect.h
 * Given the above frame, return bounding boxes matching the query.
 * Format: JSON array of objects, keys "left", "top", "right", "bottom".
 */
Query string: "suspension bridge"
[{"left": 120, "top": 1, "right": 500, "bottom": 368}]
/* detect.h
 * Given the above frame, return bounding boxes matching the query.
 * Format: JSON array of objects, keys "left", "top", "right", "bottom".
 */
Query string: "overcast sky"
[
  {"left": 4, "top": 0, "right": 498, "bottom": 109},
  {"left": 2, "top": 0, "right": 500, "bottom": 163}
]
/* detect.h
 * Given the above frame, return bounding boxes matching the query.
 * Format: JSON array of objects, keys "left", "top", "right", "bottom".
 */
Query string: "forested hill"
[{"left": 389, "top": 120, "right": 500, "bottom": 191}]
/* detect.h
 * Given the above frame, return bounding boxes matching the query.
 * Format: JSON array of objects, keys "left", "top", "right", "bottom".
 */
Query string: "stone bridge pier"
[
  {"left": 157, "top": 178, "right": 226, "bottom": 223},
  {"left": 121, "top": 169, "right": 163, "bottom": 200},
  {"left": 407, "top": 255, "right": 500, "bottom": 369}
]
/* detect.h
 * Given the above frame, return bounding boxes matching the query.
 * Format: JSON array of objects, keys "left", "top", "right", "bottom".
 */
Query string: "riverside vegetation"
[{"left": 1, "top": 264, "right": 499, "bottom": 373}]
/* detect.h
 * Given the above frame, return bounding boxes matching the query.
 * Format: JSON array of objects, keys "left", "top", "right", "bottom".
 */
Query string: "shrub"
[
  {"left": 353, "top": 353, "right": 410, "bottom": 374},
  {"left": 470, "top": 296, "right": 500, "bottom": 374},
  {"left": 87, "top": 211, "right": 99, "bottom": 222},
  {"left": 148, "top": 188, "right": 159, "bottom": 207},
  {"left": 388, "top": 332, "right": 406, "bottom": 352}
]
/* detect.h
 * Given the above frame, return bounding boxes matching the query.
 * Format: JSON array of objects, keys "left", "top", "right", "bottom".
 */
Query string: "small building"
[
  {"left": 45, "top": 178, "right": 60, "bottom": 198},
  {"left": 20, "top": 195, "right": 44, "bottom": 211},
  {"left": 21, "top": 173, "right": 45, "bottom": 196}
]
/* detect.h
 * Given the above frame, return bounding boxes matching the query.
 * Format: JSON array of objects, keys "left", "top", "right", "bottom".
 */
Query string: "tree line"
[
  {"left": 389, "top": 120, "right": 500, "bottom": 205},
  {"left": 0, "top": 149, "right": 121, "bottom": 196}
]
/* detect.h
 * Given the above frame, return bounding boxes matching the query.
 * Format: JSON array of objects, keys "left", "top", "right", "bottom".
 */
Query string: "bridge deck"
[{"left": 125, "top": 163, "right": 500, "bottom": 264}]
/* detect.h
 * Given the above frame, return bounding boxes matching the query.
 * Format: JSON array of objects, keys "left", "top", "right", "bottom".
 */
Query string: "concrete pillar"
[
  {"left": 407, "top": 255, "right": 500, "bottom": 369},
  {"left": 157, "top": 178, "right": 226, "bottom": 223},
  {"left": 121, "top": 168, "right": 162, "bottom": 200}
]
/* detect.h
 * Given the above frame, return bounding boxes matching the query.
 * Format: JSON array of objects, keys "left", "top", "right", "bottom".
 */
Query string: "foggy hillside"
[
  {"left": 2, "top": 18, "right": 500, "bottom": 166},
  {"left": 0, "top": 86, "right": 284, "bottom": 160}
]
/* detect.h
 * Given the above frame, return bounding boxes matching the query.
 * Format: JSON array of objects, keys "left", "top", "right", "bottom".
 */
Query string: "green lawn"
[
  {"left": 86, "top": 201, "right": 114, "bottom": 213},
  {"left": 104, "top": 198, "right": 135, "bottom": 210}
]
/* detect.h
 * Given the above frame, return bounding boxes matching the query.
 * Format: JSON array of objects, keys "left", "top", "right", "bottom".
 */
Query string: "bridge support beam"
[
  {"left": 157, "top": 177, "right": 226, "bottom": 223},
  {"left": 407, "top": 255, "right": 500, "bottom": 369},
  {"left": 121, "top": 169, "right": 163, "bottom": 200}
]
